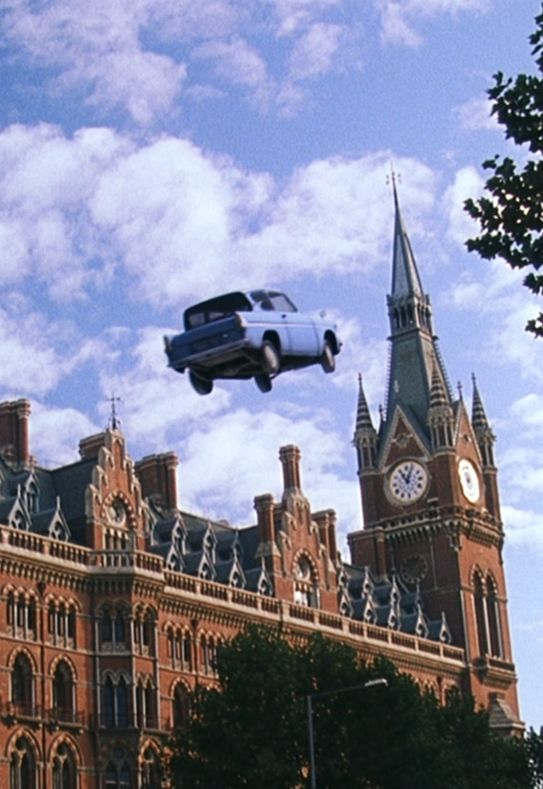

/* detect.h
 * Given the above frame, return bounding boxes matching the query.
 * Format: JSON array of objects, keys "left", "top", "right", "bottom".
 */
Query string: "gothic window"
[
  {"left": 294, "top": 555, "right": 318, "bottom": 608},
  {"left": 7, "top": 593, "right": 37, "bottom": 640},
  {"left": 68, "top": 606, "right": 76, "bottom": 644},
  {"left": 12, "top": 653, "right": 33, "bottom": 712},
  {"left": 183, "top": 631, "right": 193, "bottom": 671},
  {"left": 103, "top": 677, "right": 115, "bottom": 728},
  {"left": 117, "top": 677, "right": 129, "bottom": 727},
  {"left": 102, "top": 608, "right": 126, "bottom": 648},
  {"left": 473, "top": 571, "right": 503, "bottom": 659},
  {"left": 486, "top": 576, "right": 503, "bottom": 658},
  {"left": 104, "top": 757, "right": 132, "bottom": 789},
  {"left": 141, "top": 747, "right": 161, "bottom": 789},
  {"left": 115, "top": 611, "right": 126, "bottom": 644},
  {"left": 52, "top": 742, "right": 77, "bottom": 789},
  {"left": 10, "top": 736, "right": 37, "bottom": 789},
  {"left": 52, "top": 661, "right": 74, "bottom": 721},
  {"left": 135, "top": 682, "right": 144, "bottom": 729},
  {"left": 103, "top": 675, "right": 130, "bottom": 728},
  {"left": 144, "top": 682, "right": 155, "bottom": 727},
  {"left": 172, "top": 684, "right": 190, "bottom": 729}
]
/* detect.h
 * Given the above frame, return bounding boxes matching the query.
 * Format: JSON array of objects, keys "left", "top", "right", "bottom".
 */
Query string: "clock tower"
[{"left": 348, "top": 182, "right": 522, "bottom": 731}]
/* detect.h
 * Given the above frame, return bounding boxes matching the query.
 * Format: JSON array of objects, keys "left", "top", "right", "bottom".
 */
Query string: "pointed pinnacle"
[
  {"left": 355, "top": 374, "right": 375, "bottom": 433},
  {"left": 471, "top": 374, "right": 489, "bottom": 428}
]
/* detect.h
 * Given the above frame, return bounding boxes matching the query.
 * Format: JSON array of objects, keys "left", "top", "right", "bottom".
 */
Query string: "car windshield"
[
  {"left": 249, "top": 290, "right": 297, "bottom": 312},
  {"left": 184, "top": 292, "right": 253, "bottom": 329}
]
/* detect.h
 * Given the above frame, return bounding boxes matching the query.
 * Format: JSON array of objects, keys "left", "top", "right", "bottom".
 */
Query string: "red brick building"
[{"left": 0, "top": 190, "right": 521, "bottom": 788}]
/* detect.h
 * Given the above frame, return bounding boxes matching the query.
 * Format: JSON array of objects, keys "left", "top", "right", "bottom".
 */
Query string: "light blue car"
[{"left": 164, "top": 289, "right": 342, "bottom": 394}]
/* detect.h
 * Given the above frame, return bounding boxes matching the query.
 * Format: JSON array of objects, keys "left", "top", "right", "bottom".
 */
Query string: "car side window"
[{"left": 270, "top": 294, "right": 296, "bottom": 312}]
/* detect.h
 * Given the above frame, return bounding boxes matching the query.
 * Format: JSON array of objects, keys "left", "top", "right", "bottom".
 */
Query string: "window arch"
[
  {"left": 52, "top": 741, "right": 77, "bottom": 789},
  {"left": 172, "top": 683, "right": 190, "bottom": 729},
  {"left": 12, "top": 653, "right": 33, "bottom": 713},
  {"left": 141, "top": 746, "right": 161, "bottom": 789},
  {"left": 10, "top": 735, "right": 37, "bottom": 789},
  {"left": 102, "top": 675, "right": 129, "bottom": 728},
  {"left": 52, "top": 661, "right": 74, "bottom": 722},
  {"left": 293, "top": 554, "right": 319, "bottom": 608},
  {"left": 473, "top": 570, "right": 503, "bottom": 658},
  {"left": 104, "top": 756, "right": 131, "bottom": 789}
]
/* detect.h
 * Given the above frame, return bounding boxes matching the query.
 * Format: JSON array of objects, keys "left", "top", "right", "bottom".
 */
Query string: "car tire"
[
  {"left": 255, "top": 373, "right": 272, "bottom": 393},
  {"left": 261, "top": 340, "right": 280, "bottom": 375},
  {"left": 321, "top": 341, "right": 335, "bottom": 373},
  {"left": 189, "top": 369, "right": 213, "bottom": 395}
]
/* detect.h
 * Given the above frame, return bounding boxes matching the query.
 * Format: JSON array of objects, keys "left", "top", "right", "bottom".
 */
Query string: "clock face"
[
  {"left": 388, "top": 461, "right": 428, "bottom": 504},
  {"left": 458, "top": 459, "right": 480, "bottom": 504},
  {"left": 400, "top": 555, "right": 428, "bottom": 585},
  {"left": 107, "top": 498, "right": 127, "bottom": 525}
]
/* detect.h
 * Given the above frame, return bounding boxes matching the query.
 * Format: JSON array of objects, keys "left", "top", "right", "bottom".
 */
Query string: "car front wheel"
[
  {"left": 321, "top": 341, "right": 335, "bottom": 373},
  {"left": 255, "top": 373, "right": 272, "bottom": 393},
  {"left": 189, "top": 369, "right": 213, "bottom": 395},
  {"left": 261, "top": 341, "right": 280, "bottom": 375}
]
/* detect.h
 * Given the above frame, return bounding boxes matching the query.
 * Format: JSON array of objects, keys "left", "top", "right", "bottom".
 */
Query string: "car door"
[{"left": 270, "top": 293, "right": 319, "bottom": 356}]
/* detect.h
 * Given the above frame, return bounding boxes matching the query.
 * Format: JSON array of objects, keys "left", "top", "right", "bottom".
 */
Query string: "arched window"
[
  {"left": 182, "top": 631, "right": 193, "bottom": 671},
  {"left": 102, "top": 611, "right": 113, "bottom": 643},
  {"left": 173, "top": 684, "right": 190, "bottom": 729},
  {"left": 114, "top": 611, "right": 126, "bottom": 644},
  {"left": 293, "top": 555, "right": 319, "bottom": 608},
  {"left": 486, "top": 576, "right": 503, "bottom": 658},
  {"left": 10, "top": 735, "right": 36, "bottom": 789},
  {"left": 144, "top": 683, "right": 155, "bottom": 728},
  {"left": 473, "top": 573, "right": 488, "bottom": 655},
  {"left": 117, "top": 677, "right": 129, "bottom": 727},
  {"left": 103, "top": 677, "right": 115, "bottom": 728},
  {"left": 52, "top": 742, "right": 77, "bottom": 789},
  {"left": 53, "top": 661, "right": 74, "bottom": 721},
  {"left": 104, "top": 754, "right": 131, "bottom": 789},
  {"left": 141, "top": 747, "right": 161, "bottom": 789},
  {"left": 12, "top": 653, "right": 33, "bottom": 712},
  {"left": 136, "top": 681, "right": 144, "bottom": 729}
]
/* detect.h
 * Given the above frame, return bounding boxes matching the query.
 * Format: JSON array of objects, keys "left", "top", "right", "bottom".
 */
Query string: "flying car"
[{"left": 164, "top": 289, "right": 342, "bottom": 394}]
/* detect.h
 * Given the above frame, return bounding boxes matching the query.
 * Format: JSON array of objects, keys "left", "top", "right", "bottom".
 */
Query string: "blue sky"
[{"left": 0, "top": 0, "right": 541, "bottom": 727}]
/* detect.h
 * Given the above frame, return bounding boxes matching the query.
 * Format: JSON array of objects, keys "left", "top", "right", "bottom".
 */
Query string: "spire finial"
[
  {"left": 457, "top": 381, "right": 463, "bottom": 400},
  {"left": 386, "top": 164, "right": 402, "bottom": 205},
  {"left": 108, "top": 394, "right": 122, "bottom": 430}
]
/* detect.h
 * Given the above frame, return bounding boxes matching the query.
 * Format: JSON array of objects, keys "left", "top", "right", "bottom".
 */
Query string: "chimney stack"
[
  {"left": 135, "top": 452, "right": 179, "bottom": 511},
  {"left": 0, "top": 399, "right": 31, "bottom": 466},
  {"left": 279, "top": 445, "right": 302, "bottom": 492}
]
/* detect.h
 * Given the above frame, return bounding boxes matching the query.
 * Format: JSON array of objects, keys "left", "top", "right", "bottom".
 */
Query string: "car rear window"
[{"left": 184, "top": 292, "right": 253, "bottom": 329}]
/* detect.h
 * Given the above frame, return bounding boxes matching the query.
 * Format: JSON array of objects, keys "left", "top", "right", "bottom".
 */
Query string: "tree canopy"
[
  {"left": 170, "top": 625, "right": 533, "bottom": 789},
  {"left": 465, "top": 5, "right": 543, "bottom": 336}
]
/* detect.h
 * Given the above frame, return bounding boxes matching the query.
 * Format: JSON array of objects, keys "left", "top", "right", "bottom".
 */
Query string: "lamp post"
[{"left": 307, "top": 678, "right": 388, "bottom": 789}]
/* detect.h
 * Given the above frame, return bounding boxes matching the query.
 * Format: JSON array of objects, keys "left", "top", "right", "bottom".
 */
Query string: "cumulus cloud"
[
  {"left": 454, "top": 95, "right": 497, "bottom": 131},
  {"left": 30, "top": 401, "right": 99, "bottom": 467},
  {"left": 180, "top": 406, "right": 360, "bottom": 540},
  {"left": 375, "top": 0, "right": 487, "bottom": 45},
  {"left": 442, "top": 165, "right": 483, "bottom": 247},
  {"left": 0, "top": 124, "right": 437, "bottom": 308}
]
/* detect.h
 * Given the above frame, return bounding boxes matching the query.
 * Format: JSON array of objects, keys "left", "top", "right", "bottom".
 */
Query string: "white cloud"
[
  {"left": 443, "top": 165, "right": 483, "bottom": 247},
  {"left": 376, "top": 0, "right": 487, "bottom": 46},
  {"left": 454, "top": 95, "right": 497, "bottom": 131},
  {"left": 30, "top": 402, "right": 99, "bottom": 467},
  {"left": 0, "top": 124, "right": 435, "bottom": 308},
  {"left": 180, "top": 406, "right": 360, "bottom": 541},
  {"left": 288, "top": 22, "right": 344, "bottom": 79},
  {"left": 502, "top": 503, "right": 543, "bottom": 552},
  {"left": 96, "top": 326, "right": 232, "bottom": 452}
]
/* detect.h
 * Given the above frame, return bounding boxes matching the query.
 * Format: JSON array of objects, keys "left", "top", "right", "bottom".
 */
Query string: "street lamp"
[{"left": 307, "top": 678, "right": 388, "bottom": 789}]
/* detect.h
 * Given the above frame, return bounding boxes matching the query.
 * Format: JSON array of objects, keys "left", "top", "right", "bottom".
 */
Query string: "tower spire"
[
  {"left": 471, "top": 374, "right": 496, "bottom": 468},
  {"left": 384, "top": 183, "right": 449, "bottom": 437},
  {"left": 353, "top": 375, "right": 377, "bottom": 470}
]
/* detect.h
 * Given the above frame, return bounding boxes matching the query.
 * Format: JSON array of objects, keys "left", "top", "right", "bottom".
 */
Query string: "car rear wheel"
[
  {"left": 261, "top": 340, "right": 280, "bottom": 375},
  {"left": 189, "top": 369, "right": 213, "bottom": 395},
  {"left": 321, "top": 341, "right": 335, "bottom": 373},
  {"left": 255, "top": 373, "right": 272, "bottom": 393}
]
